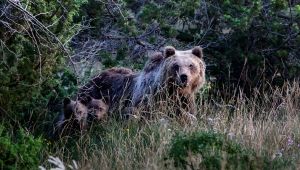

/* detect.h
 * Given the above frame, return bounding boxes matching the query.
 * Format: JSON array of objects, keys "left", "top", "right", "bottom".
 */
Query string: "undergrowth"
[{"left": 36, "top": 82, "right": 300, "bottom": 170}]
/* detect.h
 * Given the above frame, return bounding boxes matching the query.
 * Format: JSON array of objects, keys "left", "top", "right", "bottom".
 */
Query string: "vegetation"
[
  {"left": 168, "top": 131, "right": 293, "bottom": 169},
  {"left": 0, "top": 0, "right": 299, "bottom": 169},
  {"left": 41, "top": 82, "right": 300, "bottom": 169},
  {"left": 0, "top": 125, "right": 44, "bottom": 170}
]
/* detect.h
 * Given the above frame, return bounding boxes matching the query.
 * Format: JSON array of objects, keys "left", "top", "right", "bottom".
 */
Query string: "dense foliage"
[
  {"left": 0, "top": 1, "right": 85, "bottom": 167},
  {"left": 0, "top": 125, "right": 43, "bottom": 169},
  {"left": 0, "top": 0, "right": 85, "bottom": 128},
  {"left": 79, "top": 0, "right": 300, "bottom": 94},
  {"left": 168, "top": 131, "right": 293, "bottom": 169}
]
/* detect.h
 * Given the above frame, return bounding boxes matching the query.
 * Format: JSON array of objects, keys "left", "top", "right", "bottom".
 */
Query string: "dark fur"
[
  {"left": 143, "top": 52, "right": 164, "bottom": 73},
  {"left": 50, "top": 98, "right": 88, "bottom": 139},
  {"left": 78, "top": 67, "right": 136, "bottom": 117}
]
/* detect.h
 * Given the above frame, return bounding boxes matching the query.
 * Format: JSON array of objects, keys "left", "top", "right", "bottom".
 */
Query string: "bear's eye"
[
  {"left": 189, "top": 64, "right": 195, "bottom": 69},
  {"left": 173, "top": 64, "right": 179, "bottom": 71}
]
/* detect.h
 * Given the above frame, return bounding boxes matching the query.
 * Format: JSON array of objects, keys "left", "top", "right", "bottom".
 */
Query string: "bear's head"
[
  {"left": 87, "top": 98, "right": 109, "bottom": 121},
  {"left": 59, "top": 96, "right": 108, "bottom": 137},
  {"left": 64, "top": 96, "right": 109, "bottom": 122},
  {"left": 163, "top": 46, "right": 206, "bottom": 94},
  {"left": 63, "top": 97, "right": 89, "bottom": 130}
]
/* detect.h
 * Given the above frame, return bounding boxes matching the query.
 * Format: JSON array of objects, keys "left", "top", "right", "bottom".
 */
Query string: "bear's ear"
[
  {"left": 63, "top": 97, "right": 71, "bottom": 107},
  {"left": 192, "top": 46, "right": 203, "bottom": 59},
  {"left": 80, "top": 96, "right": 92, "bottom": 105},
  {"left": 164, "top": 46, "right": 176, "bottom": 58}
]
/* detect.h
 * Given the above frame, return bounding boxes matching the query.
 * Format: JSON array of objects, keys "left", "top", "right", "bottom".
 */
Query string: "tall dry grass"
[{"left": 42, "top": 81, "right": 300, "bottom": 169}]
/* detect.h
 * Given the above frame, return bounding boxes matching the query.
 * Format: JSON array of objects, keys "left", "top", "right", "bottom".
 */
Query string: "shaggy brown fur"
[
  {"left": 51, "top": 98, "right": 88, "bottom": 139},
  {"left": 51, "top": 97, "right": 108, "bottom": 139},
  {"left": 88, "top": 98, "right": 109, "bottom": 121},
  {"left": 131, "top": 46, "right": 206, "bottom": 119},
  {"left": 65, "top": 47, "right": 205, "bottom": 123},
  {"left": 78, "top": 67, "right": 136, "bottom": 118}
]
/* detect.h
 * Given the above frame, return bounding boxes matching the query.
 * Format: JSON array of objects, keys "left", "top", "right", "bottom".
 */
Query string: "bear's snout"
[{"left": 180, "top": 74, "right": 188, "bottom": 86}]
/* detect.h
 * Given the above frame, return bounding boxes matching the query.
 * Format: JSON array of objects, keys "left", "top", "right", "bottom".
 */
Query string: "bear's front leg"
[{"left": 179, "top": 95, "right": 198, "bottom": 124}]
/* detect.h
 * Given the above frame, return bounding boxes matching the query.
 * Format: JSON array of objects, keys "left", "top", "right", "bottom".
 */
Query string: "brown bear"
[
  {"left": 88, "top": 98, "right": 109, "bottom": 121},
  {"left": 51, "top": 97, "right": 108, "bottom": 139},
  {"left": 51, "top": 98, "right": 88, "bottom": 139},
  {"left": 131, "top": 46, "right": 206, "bottom": 121},
  {"left": 72, "top": 46, "right": 205, "bottom": 122},
  {"left": 77, "top": 67, "right": 136, "bottom": 118}
]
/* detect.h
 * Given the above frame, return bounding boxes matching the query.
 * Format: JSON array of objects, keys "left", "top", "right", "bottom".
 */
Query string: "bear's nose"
[{"left": 180, "top": 74, "right": 188, "bottom": 83}]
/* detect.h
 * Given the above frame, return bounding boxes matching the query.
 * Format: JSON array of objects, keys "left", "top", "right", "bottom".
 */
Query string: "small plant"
[
  {"left": 0, "top": 125, "right": 44, "bottom": 170},
  {"left": 167, "top": 131, "right": 293, "bottom": 169},
  {"left": 167, "top": 131, "right": 252, "bottom": 169}
]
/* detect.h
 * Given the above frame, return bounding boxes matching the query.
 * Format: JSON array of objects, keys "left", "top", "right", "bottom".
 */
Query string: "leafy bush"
[
  {"left": 79, "top": 0, "right": 300, "bottom": 95},
  {"left": 0, "top": 125, "right": 44, "bottom": 170},
  {"left": 167, "top": 131, "right": 293, "bottom": 169},
  {"left": 0, "top": 0, "right": 86, "bottom": 129}
]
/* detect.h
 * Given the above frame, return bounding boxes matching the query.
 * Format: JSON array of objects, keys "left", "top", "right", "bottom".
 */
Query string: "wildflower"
[
  {"left": 272, "top": 150, "right": 283, "bottom": 160},
  {"left": 287, "top": 136, "right": 294, "bottom": 146},
  {"left": 276, "top": 151, "right": 283, "bottom": 157},
  {"left": 207, "top": 117, "right": 213, "bottom": 122},
  {"left": 159, "top": 118, "right": 169, "bottom": 126},
  {"left": 207, "top": 117, "right": 214, "bottom": 126},
  {"left": 228, "top": 132, "right": 235, "bottom": 140}
]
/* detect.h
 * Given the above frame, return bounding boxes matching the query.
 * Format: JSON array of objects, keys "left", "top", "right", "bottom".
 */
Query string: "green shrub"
[
  {"left": 0, "top": 0, "right": 86, "bottom": 130},
  {"left": 168, "top": 131, "right": 253, "bottom": 169},
  {"left": 80, "top": 0, "right": 300, "bottom": 95},
  {"left": 0, "top": 125, "right": 44, "bottom": 170},
  {"left": 167, "top": 131, "right": 294, "bottom": 169}
]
